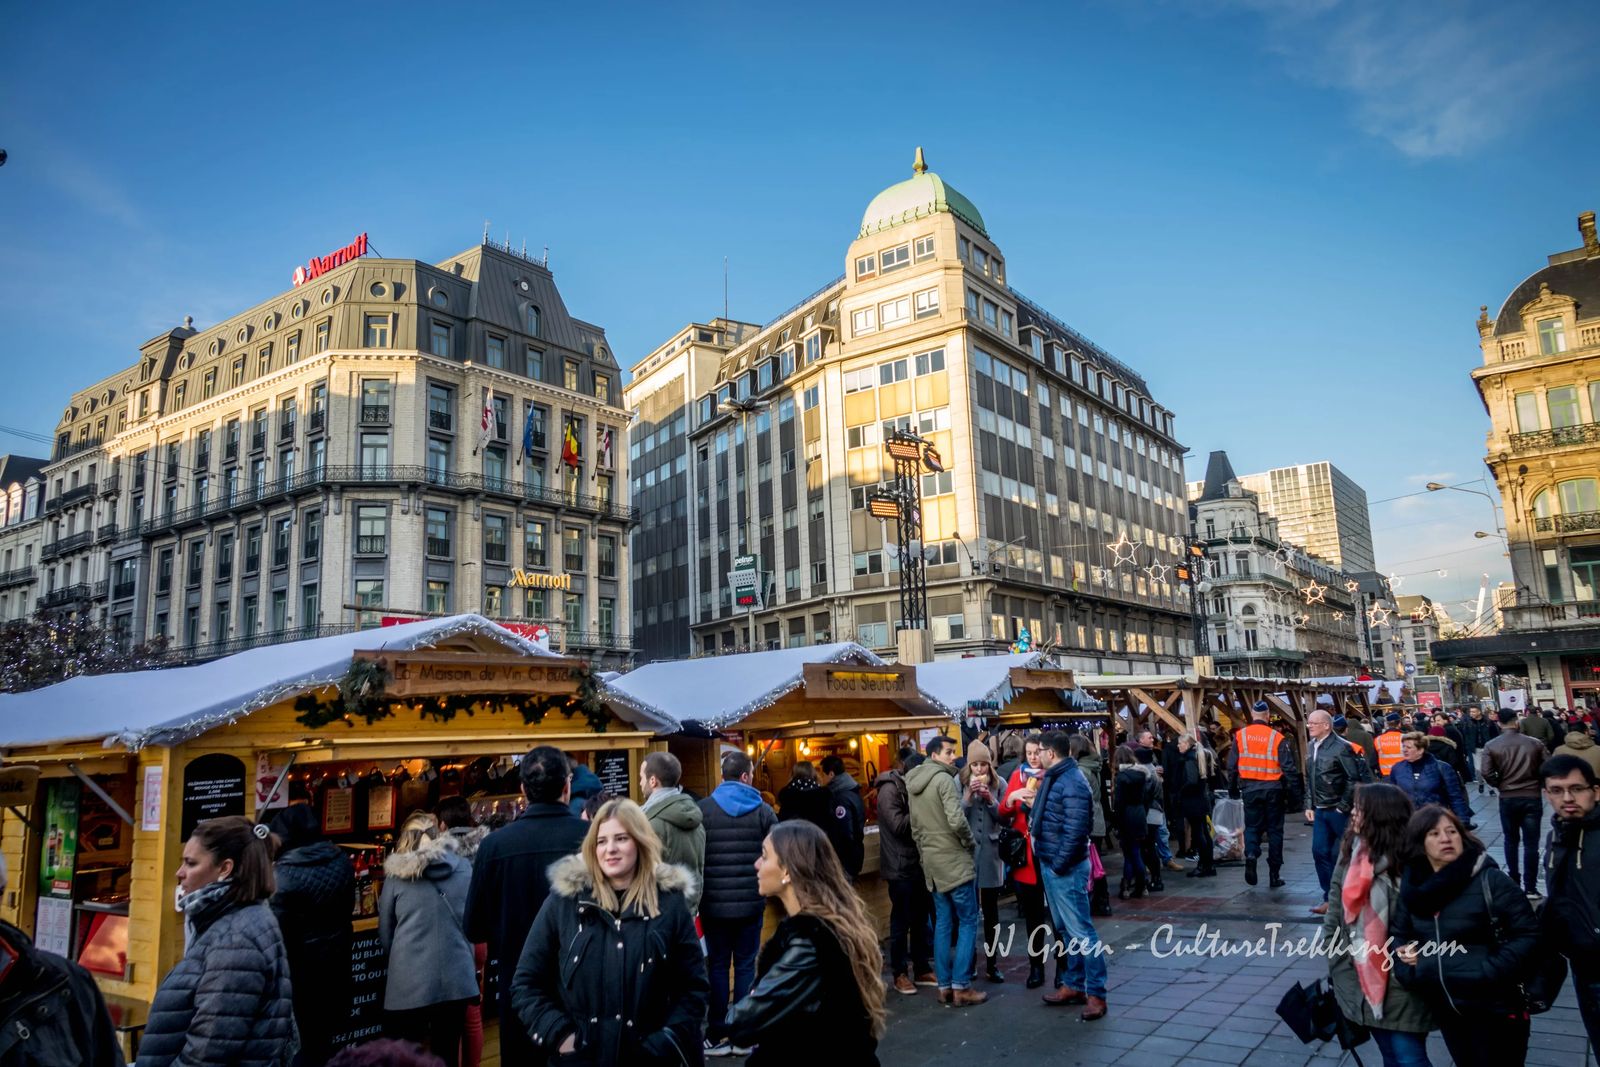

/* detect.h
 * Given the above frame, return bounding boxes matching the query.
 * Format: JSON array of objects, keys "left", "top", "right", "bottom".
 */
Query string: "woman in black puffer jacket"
[
  {"left": 138, "top": 817, "right": 295, "bottom": 1067},
  {"left": 511, "top": 798, "right": 707, "bottom": 1065},
  {"left": 1111, "top": 745, "right": 1155, "bottom": 899},
  {"left": 1391, "top": 804, "right": 1540, "bottom": 1067},
  {"left": 268, "top": 804, "right": 354, "bottom": 1067}
]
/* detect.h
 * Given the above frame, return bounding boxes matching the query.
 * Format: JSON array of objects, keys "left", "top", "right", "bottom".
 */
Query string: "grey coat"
[
  {"left": 1076, "top": 753, "right": 1107, "bottom": 838},
  {"left": 1319, "top": 851, "right": 1436, "bottom": 1034},
  {"left": 962, "top": 774, "right": 1009, "bottom": 889},
  {"left": 378, "top": 833, "right": 479, "bottom": 1011},
  {"left": 136, "top": 892, "right": 295, "bottom": 1067}
]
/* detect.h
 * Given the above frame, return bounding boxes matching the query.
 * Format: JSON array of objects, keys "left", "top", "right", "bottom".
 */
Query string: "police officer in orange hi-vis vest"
[
  {"left": 1226, "top": 701, "right": 1304, "bottom": 889},
  {"left": 1373, "top": 712, "right": 1406, "bottom": 778}
]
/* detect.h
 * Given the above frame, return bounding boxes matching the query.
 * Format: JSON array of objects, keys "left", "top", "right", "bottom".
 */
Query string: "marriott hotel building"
[{"left": 22, "top": 240, "right": 634, "bottom": 666}]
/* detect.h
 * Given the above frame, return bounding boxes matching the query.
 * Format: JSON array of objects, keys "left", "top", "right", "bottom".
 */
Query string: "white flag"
[{"left": 477, "top": 388, "right": 495, "bottom": 454}]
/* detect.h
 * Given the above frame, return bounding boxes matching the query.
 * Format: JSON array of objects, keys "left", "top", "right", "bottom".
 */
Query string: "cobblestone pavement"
[{"left": 863, "top": 785, "right": 1596, "bottom": 1066}]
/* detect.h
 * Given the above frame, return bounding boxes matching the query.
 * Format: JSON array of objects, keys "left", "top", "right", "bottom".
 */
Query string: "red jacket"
[{"left": 998, "top": 767, "right": 1041, "bottom": 885}]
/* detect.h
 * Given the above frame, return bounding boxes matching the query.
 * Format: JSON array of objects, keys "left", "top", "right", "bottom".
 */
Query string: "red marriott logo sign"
[{"left": 292, "top": 232, "right": 369, "bottom": 287}]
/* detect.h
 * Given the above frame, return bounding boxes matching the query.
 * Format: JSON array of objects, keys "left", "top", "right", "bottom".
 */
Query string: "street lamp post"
[{"left": 1426, "top": 481, "right": 1508, "bottom": 542}]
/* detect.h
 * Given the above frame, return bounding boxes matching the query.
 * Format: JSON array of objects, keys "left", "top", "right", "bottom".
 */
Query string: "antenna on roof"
[
  {"left": 724, "top": 256, "right": 729, "bottom": 325},
  {"left": 543, "top": 245, "right": 549, "bottom": 268},
  {"left": 482, "top": 220, "right": 490, "bottom": 244}
]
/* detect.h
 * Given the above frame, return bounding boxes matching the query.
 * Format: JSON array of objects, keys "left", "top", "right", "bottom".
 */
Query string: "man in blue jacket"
[{"left": 1030, "top": 730, "right": 1108, "bottom": 1021}]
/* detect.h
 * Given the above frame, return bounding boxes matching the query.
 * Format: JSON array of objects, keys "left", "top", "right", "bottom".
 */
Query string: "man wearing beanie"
[{"left": 1227, "top": 701, "right": 1303, "bottom": 889}]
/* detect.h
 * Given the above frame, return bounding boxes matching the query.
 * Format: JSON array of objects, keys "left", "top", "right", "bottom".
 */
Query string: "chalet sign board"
[
  {"left": 353, "top": 651, "right": 582, "bottom": 698},
  {"left": 1008, "top": 667, "right": 1076, "bottom": 691},
  {"left": 802, "top": 662, "right": 915, "bottom": 700}
]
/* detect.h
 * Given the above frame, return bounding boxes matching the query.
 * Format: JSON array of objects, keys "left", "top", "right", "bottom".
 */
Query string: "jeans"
[
  {"left": 1498, "top": 796, "right": 1544, "bottom": 892},
  {"left": 1572, "top": 964, "right": 1600, "bottom": 1050},
  {"left": 1119, "top": 817, "right": 1147, "bottom": 884},
  {"left": 1312, "top": 808, "right": 1349, "bottom": 900},
  {"left": 1039, "top": 859, "right": 1108, "bottom": 998},
  {"left": 1371, "top": 1026, "right": 1433, "bottom": 1067},
  {"left": 933, "top": 881, "right": 980, "bottom": 990},
  {"left": 1439, "top": 1013, "right": 1531, "bottom": 1067},
  {"left": 703, "top": 916, "right": 763, "bottom": 1041},
  {"left": 1153, "top": 820, "right": 1173, "bottom": 863},
  {"left": 886, "top": 876, "right": 933, "bottom": 978}
]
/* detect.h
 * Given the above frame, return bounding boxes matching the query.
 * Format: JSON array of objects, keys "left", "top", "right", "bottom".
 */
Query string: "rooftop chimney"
[{"left": 1581, "top": 211, "right": 1599, "bottom": 255}]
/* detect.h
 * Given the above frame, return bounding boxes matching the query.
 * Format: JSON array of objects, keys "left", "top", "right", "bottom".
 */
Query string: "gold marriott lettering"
[{"left": 509, "top": 570, "right": 572, "bottom": 590}]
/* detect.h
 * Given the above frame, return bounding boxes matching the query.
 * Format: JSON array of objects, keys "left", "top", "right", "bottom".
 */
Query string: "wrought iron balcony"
[
  {"left": 0, "top": 566, "right": 34, "bottom": 590},
  {"left": 52, "top": 437, "right": 103, "bottom": 461},
  {"left": 112, "top": 580, "right": 136, "bottom": 601},
  {"left": 1533, "top": 511, "right": 1600, "bottom": 535},
  {"left": 279, "top": 417, "right": 297, "bottom": 441},
  {"left": 308, "top": 410, "right": 326, "bottom": 434},
  {"left": 429, "top": 410, "right": 453, "bottom": 431},
  {"left": 356, "top": 535, "right": 387, "bottom": 555},
  {"left": 250, "top": 431, "right": 267, "bottom": 452},
  {"left": 100, "top": 473, "right": 120, "bottom": 497},
  {"left": 47, "top": 483, "right": 97, "bottom": 512},
  {"left": 360, "top": 405, "right": 391, "bottom": 425},
  {"left": 37, "top": 583, "right": 93, "bottom": 609},
  {"left": 96, "top": 523, "right": 118, "bottom": 544},
  {"left": 426, "top": 536, "right": 452, "bottom": 557},
  {"left": 41, "top": 530, "right": 95, "bottom": 560},
  {"left": 1510, "top": 422, "right": 1600, "bottom": 453},
  {"left": 160, "top": 623, "right": 358, "bottom": 665}
]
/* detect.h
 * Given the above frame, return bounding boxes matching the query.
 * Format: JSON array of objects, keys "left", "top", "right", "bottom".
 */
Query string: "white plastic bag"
[{"left": 1212, "top": 795, "right": 1245, "bottom": 861}]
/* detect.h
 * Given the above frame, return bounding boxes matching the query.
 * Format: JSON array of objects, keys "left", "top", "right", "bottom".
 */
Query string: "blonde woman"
[
  {"left": 726, "top": 820, "right": 888, "bottom": 1065},
  {"left": 1177, "top": 734, "right": 1218, "bottom": 877},
  {"left": 378, "top": 810, "right": 478, "bottom": 1067},
  {"left": 511, "top": 798, "right": 707, "bottom": 1064}
]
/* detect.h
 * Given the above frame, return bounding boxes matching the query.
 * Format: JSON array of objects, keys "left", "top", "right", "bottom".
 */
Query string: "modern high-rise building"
[
  {"left": 24, "top": 238, "right": 636, "bottom": 666},
  {"left": 1190, "top": 461, "right": 1375, "bottom": 573},
  {"left": 1434, "top": 211, "right": 1600, "bottom": 711},
  {"left": 628, "top": 150, "right": 1193, "bottom": 670}
]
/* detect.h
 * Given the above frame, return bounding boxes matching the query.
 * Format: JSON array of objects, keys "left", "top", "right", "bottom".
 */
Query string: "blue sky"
[{"left": 3, "top": 1, "right": 1596, "bottom": 615}]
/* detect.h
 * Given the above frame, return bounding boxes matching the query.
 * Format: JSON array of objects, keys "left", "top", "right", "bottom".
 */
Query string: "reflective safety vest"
[
  {"left": 1375, "top": 731, "right": 1404, "bottom": 777},
  {"left": 1347, "top": 740, "right": 1365, "bottom": 757},
  {"left": 1235, "top": 723, "right": 1285, "bottom": 781}
]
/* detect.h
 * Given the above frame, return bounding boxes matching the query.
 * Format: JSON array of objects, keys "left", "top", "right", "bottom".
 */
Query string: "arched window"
[
  {"left": 1532, "top": 489, "right": 1553, "bottom": 519},
  {"left": 1559, "top": 479, "right": 1599, "bottom": 515},
  {"left": 527, "top": 305, "right": 541, "bottom": 337}
]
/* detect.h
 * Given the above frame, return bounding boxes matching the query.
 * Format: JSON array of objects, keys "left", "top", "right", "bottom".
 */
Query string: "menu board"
[
  {"left": 330, "top": 928, "right": 387, "bottom": 1047},
  {"left": 180, "top": 754, "right": 247, "bottom": 840},
  {"left": 366, "top": 785, "right": 396, "bottom": 831},
  {"left": 595, "top": 750, "right": 631, "bottom": 799},
  {"left": 322, "top": 787, "right": 354, "bottom": 834}
]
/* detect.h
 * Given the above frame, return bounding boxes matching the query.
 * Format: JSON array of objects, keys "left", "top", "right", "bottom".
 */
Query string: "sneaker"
[
  {"left": 914, "top": 971, "right": 939, "bottom": 987},
  {"left": 705, "top": 1038, "right": 734, "bottom": 1057},
  {"left": 893, "top": 974, "right": 917, "bottom": 995},
  {"left": 731, "top": 1045, "right": 754, "bottom": 1057}
]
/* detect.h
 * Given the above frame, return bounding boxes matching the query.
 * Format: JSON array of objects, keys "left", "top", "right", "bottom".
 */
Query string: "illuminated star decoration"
[
  {"left": 1367, "top": 605, "right": 1392, "bottom": 627},
  {"left": 1387, "top": 573, "right": 1404, "bottom": 591},
  {"left": 1344, "top": 579, "right": 1360, "bottom": 594},
  {"left": 1106, "top": 533, "right": 1139, "bottom": 567},
  {"left": 1302, "top": 579, "right": 1327, "bottom": 605},
  {"left": 1297, "top": 613, "right": 1311, "bottom": 626},
  {"left": 1145, "top": 562, "right": 1171, "bottom": 583},
  {"left": 1333, "top": 611, "right": 1345, "bottom": 621},
  {"left": 1274, "top": 547, "right": 1293, "bottom": 564}
]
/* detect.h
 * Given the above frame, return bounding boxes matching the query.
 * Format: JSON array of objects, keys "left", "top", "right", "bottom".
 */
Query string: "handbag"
[
  {"left": 1274, "top": 978, "right": 1369, "bottom": 1059},
  {"left": 997, "top": 825, "right": 1029, "bottom": 869},
  {"left": 1088, "top": 841, "right": 1105, "bottom": 883}
]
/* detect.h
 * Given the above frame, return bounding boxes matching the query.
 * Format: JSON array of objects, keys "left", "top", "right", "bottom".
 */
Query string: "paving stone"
[{"left": 1133, "top": 1035, "right": 1198, "bottom": 1057}]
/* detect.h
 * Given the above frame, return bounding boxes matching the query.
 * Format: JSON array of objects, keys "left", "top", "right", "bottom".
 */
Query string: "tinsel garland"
[{"left": 294, "top": 657, "right": 611, "bottom": 733}]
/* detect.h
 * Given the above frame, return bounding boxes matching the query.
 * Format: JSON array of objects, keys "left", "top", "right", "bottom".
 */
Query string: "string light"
[
  {"left": 1106, "top": 533, "right": 1139, "bottom": 567},
  {"left": 1302, "top": 580, "right": 1327, "bottom": 605}
]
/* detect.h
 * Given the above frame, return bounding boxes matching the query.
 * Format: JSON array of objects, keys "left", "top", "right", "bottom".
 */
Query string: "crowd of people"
[{"left": 5, "top": 698, "right": 1600, "bottom": 1067}]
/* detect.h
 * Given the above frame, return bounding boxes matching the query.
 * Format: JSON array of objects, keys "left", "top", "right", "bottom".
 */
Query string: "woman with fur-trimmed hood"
[
  {"left": 378, "top": 810, "right": 479, "bottom": 1067},
  {"left": 512, "top": 798, "right": 708, "bottom": 1066}
]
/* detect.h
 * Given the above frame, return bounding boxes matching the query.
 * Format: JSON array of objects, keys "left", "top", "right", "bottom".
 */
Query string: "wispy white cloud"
[
  {"left": 1405, "top": 471, "right": 1457, "bottom": 485},
  {"left": 1176, "top": 0, "right": 1593, "bottom": 158}
]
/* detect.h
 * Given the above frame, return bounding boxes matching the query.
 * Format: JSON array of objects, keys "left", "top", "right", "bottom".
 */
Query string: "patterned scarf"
[
  {"left": 178, "top": 878, "right": 234, "bottom": 949},
  {"left": 1339, "top": 838, "right": 1391, "bottom": 1019}
]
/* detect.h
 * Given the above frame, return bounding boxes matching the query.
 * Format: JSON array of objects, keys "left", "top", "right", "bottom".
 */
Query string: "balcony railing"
[
  {"left": 308, "top": 410, "right": 326, "bottom": 433},
  {"left": 160, "top": 623, "right": 358, "bottom": 665},
  {"left": 1534, "top": 511, "right": 1600, "bottom": 535},
  {"left": 250, "top": 430, "right": 267, "bottom": 452},
  {"left": 279, "top": 418, "right": 297, "bottom": 441},
  {"left": 1503, "top": 598, "right": 1600, "bottom": 632},
  {"left": 558, "top": 629, "right": 634, "bottom": 651},
  {"left": 224, "top": 441, "right": 239, "bottom": 461},
  {"left": 1511, "top": 422, "right": 1600, "bottom": 453},
  {"left": 129, "top": 465, "right": 639, "bottom": 539},
  {"left": 0, "top": 566, "right": 34, "bottom": 590},
  {"left": 429, "top": 411, "right": 453, "bottom": 431},
  {"left": 360, "top": 405, "right": 391, "bottom": 424},
  {"left": 96, "top": 523, "right": 118, "bottom": 544},
  {"left": 54, "top": 482, "right": 97, "bottom": 509},
  {"left": 52, "top": 437, "right": 103, "bottom": 461},
  {"left": 356, "top": 535, "right": 387, "bottom": 555},
  {"left": 485, "top": 543, "right": 508, "bottom": 562},
  {"left": 112, "top": 580, "right": 136, "bottom": 600},
  {"left": 37, "top": 583, "right": 93, "bottom": 609},
  {"left": 41, "top": 530, "right": 95, "bottom": 560},
  {"left": 100, "top": 473, "right": 119, "bottom": 497},
  {"left": 426, "top": 536, "right": 452, "bottom": 557}
]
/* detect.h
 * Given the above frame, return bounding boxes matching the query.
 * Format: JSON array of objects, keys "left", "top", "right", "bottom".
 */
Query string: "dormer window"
[
  {"left": 527, "top": 305, "right": 542, "bottom": 337},
  {"left": 1538, "top": 317, "right": 1567, "bottom": 355}
]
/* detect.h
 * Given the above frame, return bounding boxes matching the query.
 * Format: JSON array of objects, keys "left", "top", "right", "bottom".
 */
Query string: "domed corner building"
[
  {"left": 1433, "top": 211, "right": 1600, "bottom": 710},
  {"left": 625, "top": 148, "right": 1200, "bottom": 676}
]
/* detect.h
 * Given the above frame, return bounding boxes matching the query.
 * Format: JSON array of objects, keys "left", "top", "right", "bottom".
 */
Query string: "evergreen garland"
[{"left": 293, "top": 659, "right": 610, "bottom": 733}]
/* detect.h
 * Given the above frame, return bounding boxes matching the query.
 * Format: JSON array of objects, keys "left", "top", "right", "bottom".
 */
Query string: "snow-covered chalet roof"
[
  {"left": 602, "top": 642, "right": 887, "bottom": 733},
  {"left": 916, "top": 652, "right": 1052, "bottom": 718},
  {"left": 0, "top": 614, "right": 569, "bottom": 751}
]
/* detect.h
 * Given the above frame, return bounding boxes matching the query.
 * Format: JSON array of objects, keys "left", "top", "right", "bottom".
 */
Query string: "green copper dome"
[{"left": 858, "top": 147, "right": 987, "bottom": 239}]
